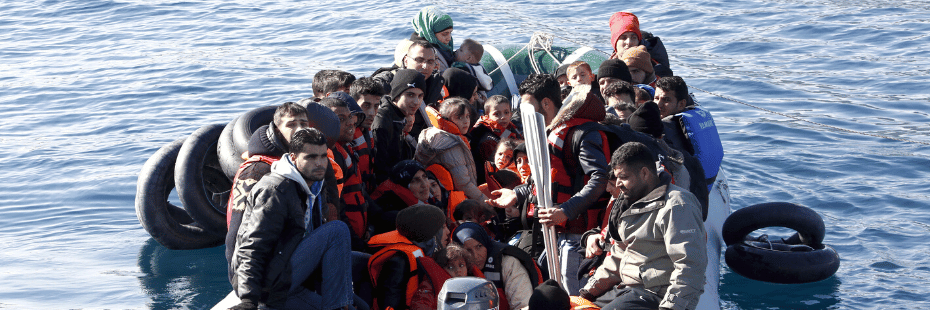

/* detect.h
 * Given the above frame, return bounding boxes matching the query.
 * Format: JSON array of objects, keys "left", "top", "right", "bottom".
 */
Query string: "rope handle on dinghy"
[{"left": 493, "top": 32, "right": 930, "bottom": 146}]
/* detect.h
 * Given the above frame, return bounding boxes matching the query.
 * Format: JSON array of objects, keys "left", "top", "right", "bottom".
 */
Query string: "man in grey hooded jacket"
[
  {"left": 230, "top": 128, "right": 354, "bottom": 310},
  {"left": 580, "top": 142, "right": 706, "bottom": 310}
]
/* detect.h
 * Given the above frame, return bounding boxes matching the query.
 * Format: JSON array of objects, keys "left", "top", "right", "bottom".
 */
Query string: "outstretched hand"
[{"left": 486, "top": 188, "right": 517, "bottom": 209}]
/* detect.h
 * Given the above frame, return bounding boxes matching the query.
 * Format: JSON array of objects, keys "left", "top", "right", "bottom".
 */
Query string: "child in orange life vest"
[
  {"left": 472, "top": 95, "right": 523, "bottom": 184},
  {"left": 410, "top": 243, "right": 484, "bottom": 310}
]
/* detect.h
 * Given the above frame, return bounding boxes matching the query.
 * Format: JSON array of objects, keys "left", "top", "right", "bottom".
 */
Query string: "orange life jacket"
[
  {"left": 547, "top": 119, "right": 611, "bottom": 234},
  {"left": 350, "top": 128, "right": 375, "bottom": 192},
  {"left": 333, "top": 143, "right": 368, "bottom": 239},
  {"left": 368, "top": 231, "right": 451, "bottom": 310},
  {"left": 424, "top": 164, "right": 467, "bottom": 220},
  {"left": 327, "top": 148, "right": 343, "bottom": 196},
  {"left": 226, "top": 154, "right": 278, "bottom": 227}
]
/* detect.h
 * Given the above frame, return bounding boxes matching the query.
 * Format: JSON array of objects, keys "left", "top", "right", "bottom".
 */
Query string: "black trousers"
[{"left": 598, "top": 286, "right": 662, "bottom": 310}]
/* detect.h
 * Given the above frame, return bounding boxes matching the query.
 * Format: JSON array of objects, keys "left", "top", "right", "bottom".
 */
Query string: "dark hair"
[
  {"left": 439, "top": 97, "right": 470, "bottom": 119},
  {"left": 318, "top": 97, "right": 347, "bottom": 109},
  {"left": 273, "top": 101, "right": 308, "bottom": 127},
  {"left": 634, "top": 87, "right": 652, "bottom": 103},
  {"left": 312, "top": 69, "right": 335, "bottom": 97},
  {"left": 321, "top": 70, "right": 357, "bottom": 96},
  {"left": 452, "top": 199, "right": 494, "bottom": 222},
  {"left": 349, "top": 77, "right": 385, "bottom": 100},
  {"left": 655, "top": 76, "right": 689, "bottom": 103},
  {"left": 408, "top": 39, "right": 433, "bottom": 55},
  {"left": 434, "top": 243, "right": 473, "bottom": 270},
  {"left": 483, "top": 95, "right": 509, "bottom": 115},
  {"left": 602, "top": 80, "right": 636, "bottom": 101},
  {"left": 289, "top": 127, "right": 327, "bottom": 154},
  {"left": 518, "top": 74, "right": 561, "bottom": 110},
  {"left": 460, "top": 38, "right": 483, "bottom": 61},
  {"left": 609, "top": 142, "right": 656, "bottom": 174}
]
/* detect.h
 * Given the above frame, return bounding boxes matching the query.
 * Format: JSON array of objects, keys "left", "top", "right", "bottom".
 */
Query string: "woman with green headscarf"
[{"left": 411, "top": 6, "right": 454, "bottom": 72}]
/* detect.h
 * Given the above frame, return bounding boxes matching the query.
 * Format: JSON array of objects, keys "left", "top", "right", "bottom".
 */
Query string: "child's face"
[
  {"left": 567, "top": 67, "right": 593, "bottom": 87},
  {"left": 445, "top": 258, "right": 468, "bottom": 278},
  {"left": 455, "top": 48, "right": 472, "bottom": 63},
  {"left": 450, "top": 111, "right": 471, "bottom": 135},
  {"left": 557, "top": 75, "right": 569, "bottom": 87},
  {"left": 629, "top": 67, "right": 646, "bottom": 84},
  {"left": 495, "top": 148, "right": 513, "bottom": 170},
  {"left": 428, "top": 179, "right": 441, "bottom": 199},
  {"left": 515, "top": 153, "right": 530, "bottom": 180},
  {"left": 488, "top": 103, "right": 512, "bottom": 128}
]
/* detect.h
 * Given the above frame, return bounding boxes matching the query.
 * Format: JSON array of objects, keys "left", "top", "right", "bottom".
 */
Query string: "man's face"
[
  {"left": 488, "top": 102, "right": 512, "bottom": 128},
  {"left": 629, "top": 67, "right": 646, "bottom": 84},
  {"left": 275, "top": 113, "right": 310, "bottom": 144},
  {"left": 598, "top": 77, "right": 620, "bottom": 95},
  {"left": 613, "top": 163, "right": 650, "bottom": 202},
  {"left": 567, "top": 67, "right": 593, "bottom": 87},
  {"left": 520, "top": 93, "right": 554, "bottom": 125},
  {"left": 395, "top": 88, "right": 424, "bottom": 117},
  {"left": 292, "top": 143, "right": 329, "bottom": 182},
  {"left": 655, "top": 87, "right": 684, "bottom": 118},
  {"left": 330, "top": 106, "right": 355, "bottom": 143},
  {"left": 615, "top": 31, "right": 639, "bottom": 55},
  {"left": 404, "top": 45, "right": 437, "bottom": 77},
  {"left": 358, "top": 94, "right": 380, "bottom": 129}
]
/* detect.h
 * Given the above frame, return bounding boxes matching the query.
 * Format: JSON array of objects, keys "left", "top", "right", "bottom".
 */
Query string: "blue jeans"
[{"left": 286, "top": 221, "right": 353, "bottom": 310}]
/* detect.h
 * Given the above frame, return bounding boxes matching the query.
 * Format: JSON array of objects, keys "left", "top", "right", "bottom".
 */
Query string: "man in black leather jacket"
[{"left": 229, "top": 128, "right": 353, "bottom": 310}]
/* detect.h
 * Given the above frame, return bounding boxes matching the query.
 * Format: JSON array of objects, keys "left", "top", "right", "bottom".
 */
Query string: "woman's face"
[
  {"left": 445, "top": 258, "right": 468, "bottom": 278},
  {"left": 615, "top": 31, "right": 639, "bottom": 55},
  {"left": 408, "top": 170, "right": 431, "bottom": 202},
  {"left": 463, "top": 239, "right": 487, "bottom": 268},
  {"left": 428, "top": 179, "right": 442, "bottom": 199},
  {"left": 436, "top": 28, "right": 453, "bottom": 45}
]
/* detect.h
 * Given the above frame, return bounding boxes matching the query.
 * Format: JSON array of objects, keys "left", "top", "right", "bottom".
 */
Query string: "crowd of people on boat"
[{"left": 225, "top": 6, "right": 723, "bottom": 310}]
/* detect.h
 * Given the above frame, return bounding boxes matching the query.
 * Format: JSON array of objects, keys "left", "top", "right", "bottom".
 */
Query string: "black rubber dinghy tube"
[
  {"left": 722, "top": 202, "right": 839, "bottom": 283},
  {"left": 725, "top": 241, "right": 840, "bottom": 284},
  {"left": 722, "top": 202, "right": 825, "bottom": 247},
  {"left": 217, "top": 116, "right": 242, "bottom": 180},
  {"left": 176, "top": 123, "right": 234, "bottom": 234},
  {"left": 232, "top": 105, "right": 276, "bottom": 157},
  {"left": 135, "top": 138, "right": 224, "bottom": 250}
]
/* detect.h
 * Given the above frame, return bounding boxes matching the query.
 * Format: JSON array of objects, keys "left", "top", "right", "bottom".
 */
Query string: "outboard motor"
[{"left": 438, "top": 277, "right": 499, "bottom": 310}]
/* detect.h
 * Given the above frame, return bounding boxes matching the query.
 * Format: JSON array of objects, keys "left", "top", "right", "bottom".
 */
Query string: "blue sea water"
[{"left": 1, "top": 0, "right": 929, "bottom": 309}]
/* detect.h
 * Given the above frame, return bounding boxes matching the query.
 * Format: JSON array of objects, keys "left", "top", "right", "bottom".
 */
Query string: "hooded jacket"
[
  {"left": 372, "top": 96, "right": 416, "bottom": 184},
  {"left": 583, "top": 175, "right": 706, "bottom": 310},
  {"left": 230, "top": 155, "right": 326, "bottom": 308},
  {"left": 415, "top": 126, "right": 489, "bottom": 202}
]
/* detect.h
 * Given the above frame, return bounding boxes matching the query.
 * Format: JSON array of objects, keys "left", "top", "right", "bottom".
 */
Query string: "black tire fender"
[
  {"left": 232, "top": 105, "right": 276, "bottom": 156},
  {"left": 176, "top": 124, "right": 233, "bottom": 234},
  {"left": 135, "top": 138, "right": 223, "bottom": 250},
  {"left": 722, "top": 202, "right": 825, "bottom": 247},
  {"left": 725, "top": 243, "right": 840, "bottom": 284},
  {"left": 217, "top": 116, "right": 242, "bottom": 180}
]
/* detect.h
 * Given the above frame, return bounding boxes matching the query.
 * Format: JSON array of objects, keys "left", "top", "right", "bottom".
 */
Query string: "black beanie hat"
[
  {"left": 528, "top": 279, "right": 571, "bottom": 310},
  {"left": 555, "top": 64, "right": 570, "bottom": 78},
  {"left": 627, "top": 101, "right": 664, "bottom": 139},
  {"left": 391, "top": 69, "right": 427, "bottom": 101},
  {"left": 597, "top": 59, "right": 633, "bottom": 84},
  {"left": 390, "top": 160, "right": 426, "bottom": 188},
  {"left": 442, "top": 67, "right": 478, "bottom": 99},
  {"left": 396, "top": 204, "right": 446, "bottom": 243}
]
